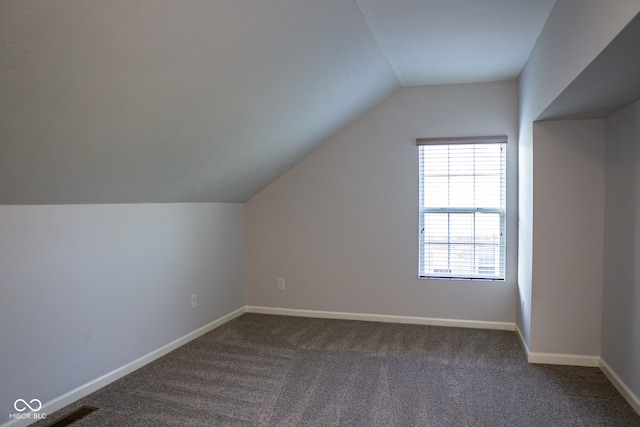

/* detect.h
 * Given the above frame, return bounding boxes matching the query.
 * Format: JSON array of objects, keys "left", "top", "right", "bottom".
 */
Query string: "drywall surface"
[
  {"left": 530, "top": 120, "right": 605, "bottom": 356},
  {"left": 516, "top": 121, "right": 533, "bottom": 347},
  {"left": 0, "top": 0, "right": 398, "bottom": 204},
  {"left": 0, "top": 203, "right": 245, "bottom": 417},
  {"left": 602, "top": 99, "right": 640, "bottom": 400},
  {"left": 354, "top": 0, "right": 555, "bottom": 86},
  {"left": 246, "top": 81, "right": 518, "bottom": 323},
  {"left": 517, "top": 0, "right": 640, "bottom": 347},
  {"left": 521, "top": 0, "right": 640, "bottom": 123},
  {"left": 537, "top": 13, "right": 640, "bottom": 121}
]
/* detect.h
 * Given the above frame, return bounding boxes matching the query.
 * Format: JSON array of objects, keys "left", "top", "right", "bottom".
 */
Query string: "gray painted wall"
[
  {"left": 531, "top": 120, "right": 605, "bottom": 356},
  {"left": 603, "top": 99, "right": 640, "bottom": 400},
  {"left": 246, "top": 81, "right": 518, "bottom": 323},
  {"left": 517, "top": 0, "right": 640, "bottom": 348},
  {"left": 0, "top": 203, "right": 245, "bottom": 416}
]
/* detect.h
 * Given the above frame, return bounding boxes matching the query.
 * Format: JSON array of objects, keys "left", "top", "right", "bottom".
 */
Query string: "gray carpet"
[{"left": 34, "top": 314, "right": 640, "bottom": 426}]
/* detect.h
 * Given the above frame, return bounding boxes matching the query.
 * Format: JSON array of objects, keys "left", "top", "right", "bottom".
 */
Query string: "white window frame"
[{"left": 417, "top": 136, "right": 507, "bottom": 280}]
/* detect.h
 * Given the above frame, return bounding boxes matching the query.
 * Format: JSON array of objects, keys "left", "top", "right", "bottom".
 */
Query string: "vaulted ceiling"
[{"left": 0, "top": 0, "right": 556, "bottom": 204}]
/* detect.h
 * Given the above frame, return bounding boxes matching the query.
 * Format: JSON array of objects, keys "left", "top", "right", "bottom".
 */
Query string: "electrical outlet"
[
  {"left": 191, "top": 294, "right": 197, "bottom": 309},
  {"left": 277, "top": 278, "right": 285, "bottom": 290}
]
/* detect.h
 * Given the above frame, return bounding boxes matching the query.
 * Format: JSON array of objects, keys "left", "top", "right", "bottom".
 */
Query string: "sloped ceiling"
[
  {"left": 356, "top": 0, "right": 556, "bottom": 86},
  {"left": 0, "top": 0, "right": 555, "bottom": 204},
  {"left": 537, "top": 12, "right": 640, "bottom": 121}
]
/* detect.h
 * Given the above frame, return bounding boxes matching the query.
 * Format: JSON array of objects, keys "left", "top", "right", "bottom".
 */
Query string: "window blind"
[{"left": 418, "top": 138, "right": 506, "bottom": 280}]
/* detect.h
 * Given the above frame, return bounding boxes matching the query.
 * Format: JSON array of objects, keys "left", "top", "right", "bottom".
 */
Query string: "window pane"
[
  {"left": 448, "top": 145, "right": 471, "bottom": 174},
  {"left": 450, "top": 244, "right": 474, "bottom": 276},
  {"left": 475, "top": 175, "right": 501, "bottom": 207},
  {"left": 423, "top": 147, "right": 448, "bottom": 175},
  {"left": 423, "top": 213, "right": 448, "bottom": 242},
  {"left": 418, "top": 141, "right": 506, "bottom": 279},
  {"left": 450, "top": 213, "right": 473, "bottom": 244},
  {"left": 422, "top": 176, "right": 449, "bottom": 207},
  {"left": 423, "top": 244, "right": 449, "bottom": 274},
  {"left": 449, "top": 176, "right": 474, "bottom": 208},
  {"left": 475, "top": 212, "right": 500, "bottom": 244},
  {"left": 474, "top": 145, "right": 501, "bottom": 173}
]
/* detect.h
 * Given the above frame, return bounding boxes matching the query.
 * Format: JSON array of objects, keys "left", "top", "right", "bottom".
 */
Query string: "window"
[{"left": 418, "top": 136, "right": 506, "bottom": 280}]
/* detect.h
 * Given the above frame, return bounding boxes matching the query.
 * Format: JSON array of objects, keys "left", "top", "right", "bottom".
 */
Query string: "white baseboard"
[
  {"left": 245, "top": 306, "right": 515, "bottom": 331},
  {"left": 527, "top": 352, "right": 600, "bottom": 367},
  {"left": 515, "top": 323, "right": 599, "bottom": 366},
  {"left": 600, "top": 359, "right": 640, "bottom": 415},
  {"left": 1, "top": 306, "right": 245, "bottom": 427},
  {"left": 514, "top": 323, "right": 531, "bottom": 356}
]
